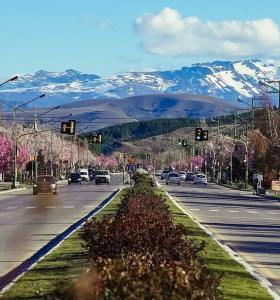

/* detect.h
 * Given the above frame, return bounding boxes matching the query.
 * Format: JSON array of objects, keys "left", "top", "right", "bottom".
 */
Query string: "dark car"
[
  {"left": 186, "top": 172, "right": 196, "bottom": 181},
  {"left": 33, "top": 175, "right": 57, "bottom": 195},
  {"left": 68, "top": 172, "right": 82, "bottom": 185},
  {"left": 89, "top": 170, "right": 96, "bottom": 181}
]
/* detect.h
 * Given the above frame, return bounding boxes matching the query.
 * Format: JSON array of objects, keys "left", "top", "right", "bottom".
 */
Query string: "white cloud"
[{"left": 135, "top": 7, "right": 280, "bottom": 58}]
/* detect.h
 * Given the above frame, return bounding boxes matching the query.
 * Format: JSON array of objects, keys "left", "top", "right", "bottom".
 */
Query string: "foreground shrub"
[
  {"left": 52, "top": 178, "right": 221, "bottom": 299},
  {"left": 53, "top": 255, "right": 219, "bottom": 300}
]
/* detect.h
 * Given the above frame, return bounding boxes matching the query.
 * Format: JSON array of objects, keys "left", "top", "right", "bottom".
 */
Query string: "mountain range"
[
  {"left": 0, "top": 59, "right": 277, "bottom": 107},
  {"left": 0, "top": 59, "right": 278, "bottom": 130}
]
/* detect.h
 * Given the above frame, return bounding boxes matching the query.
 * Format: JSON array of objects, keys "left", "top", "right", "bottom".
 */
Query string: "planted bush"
[{"left": 53, "top": 175, "right": 220, "bottom": 299}]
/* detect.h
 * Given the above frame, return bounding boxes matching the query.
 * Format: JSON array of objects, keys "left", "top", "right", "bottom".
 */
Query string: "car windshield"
[
  {"left": 96, "top": 171, "right": 109, "bottom": 175},
  {"left": 187, "top": 172, "right": 195, "bottom": 175},
  {"left": 37, "top": 176, "right": 55, "bottom": 183},
  {"left": 169, "top": 173, "right": 179, "bottom": 177},
  {"left": 80, "top": 172, "right": 87, "bottom": 175},
  {"left": 71, "top": 173, "right": 81, "bottom": 178},
  {"left": 197, "top": 175, "right": 206, "bottom": 178},
  {"left": 179, "top": 172, "right": 186, "bottom": 174}
]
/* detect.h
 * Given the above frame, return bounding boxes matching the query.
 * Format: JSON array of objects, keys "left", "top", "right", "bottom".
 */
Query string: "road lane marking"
[
  {"left": 45, "top": 206, "right": 56, "bottom": 209},
  {"left": 228, "top": 210, "right": 239, "bottom": 213},
  {"left": 266, "top": 211, "right": 278, "bottom": 215},
  {"left": 210, "top": 209, "right": 220, "bottom": 212},
  {"left": 5, "top": 206, "right": 17, "bottom": 210},
  {"left": 25, "top": 206, "right": 36, "bottom": 209},
  {"left": 84, "top": 205, "right": 95, "bottom": 208},
  {"left": 190, "top": 208, "right": 200, "bottom": 211},
  {"left": 63, "top": 206, "right": 74, "bottom": 209},
  {"left": 247, "top": 211, "right": 259, "bottom": 214}
]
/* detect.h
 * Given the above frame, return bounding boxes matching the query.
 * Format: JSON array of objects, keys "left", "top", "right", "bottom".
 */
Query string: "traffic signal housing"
[
  {"left": 182, "top": 140, "right": 187, "bottom": 147},
  {"left": 195, "top": 128, "right": 202, "bottom": 141},
  {"left": 202, "top": 130, "right": 209, "bottom": 141},
  {"left": 195, "top": 128, "right": 209, "bottom": 141},
  {"left": 93, "top": 134, "right": 102, "bottom": 144},
  {"left": 61, "top": 120, "right": 76, "bottom": 135}
]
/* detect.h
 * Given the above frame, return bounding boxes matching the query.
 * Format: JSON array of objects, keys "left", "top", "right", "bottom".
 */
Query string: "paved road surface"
[
  {"left": 162, "top": 180, "right": 280, "bottom": 295},
  {"left": 0, "top": 175, "right": 123, "bottom": 277}
]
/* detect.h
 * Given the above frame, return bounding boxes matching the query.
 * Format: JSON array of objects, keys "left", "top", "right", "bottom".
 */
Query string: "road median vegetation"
[{"left": 4, "top": 176, "right": 273, "bottom": 299}]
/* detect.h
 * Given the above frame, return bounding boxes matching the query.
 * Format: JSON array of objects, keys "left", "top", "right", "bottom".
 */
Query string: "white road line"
[
  {"left": 228, "top": 210, "right": 239, "bottom": 213},
  {"left": 210, "top": 209, "right": 220, "bottom": 212},
  {"left": 45, "top": 206, "right": 56, "bottom": 209},
  {"left": 63, "top": 206, "right": 74, "bottom": 209},
  {"left": 266, "top": 211, "right": 278, "bottom": 215},
  {"left": 25, "top": 206, "right": 36, "bottom": 209},
  {"left": 5, "top": 206, "right": 17, "bottom": 210},
  {"left": 247, "top": 211, "right": 259, "bottom": 214},
  {"left": 190, "top": 208, "right": 200, "bottom": 211},
  {"left": 84, "top": 205, "right": 95, "bottom": 208}
]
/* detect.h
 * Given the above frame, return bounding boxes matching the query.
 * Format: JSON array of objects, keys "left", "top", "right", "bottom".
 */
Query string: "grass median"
[
  {"left": 3, "top": 189, "right": 126, "bottom": 300},
  {"left": 4, "top": 187, "right": 273, "bottom": 299}
]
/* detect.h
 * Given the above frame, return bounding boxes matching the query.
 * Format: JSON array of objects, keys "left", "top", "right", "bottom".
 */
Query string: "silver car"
[
  {"left": 166, "top": 173, "right": 181, "bottom": 185},
  {"left": 194, "top": 174, "right": 207, "bottom": 185}
]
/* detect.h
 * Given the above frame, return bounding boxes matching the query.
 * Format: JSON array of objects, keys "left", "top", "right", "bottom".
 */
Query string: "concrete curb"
[
  {"left": 0, "top": 188, "right": 27, "bottom": 195},
  {"left": 164, "top": 189, "right": 280, "bottom": 300},
  {"left": 0, "top": 187, "right": 123, "bottom": 294}
]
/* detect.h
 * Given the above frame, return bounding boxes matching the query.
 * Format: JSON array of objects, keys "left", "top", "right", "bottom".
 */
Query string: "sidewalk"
[{"left": 217, "top": 182, "right": 280, "bottom": 201}]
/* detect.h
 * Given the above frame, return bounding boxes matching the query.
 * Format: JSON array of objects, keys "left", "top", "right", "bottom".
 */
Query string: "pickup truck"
[{"left": 95, "top": 170, "right": 110, "bottom": 185}]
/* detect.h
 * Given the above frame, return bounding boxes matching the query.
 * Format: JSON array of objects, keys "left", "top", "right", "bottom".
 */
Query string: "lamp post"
[{"left": 0, "top": 76, "right": 18, "bottom": 87}]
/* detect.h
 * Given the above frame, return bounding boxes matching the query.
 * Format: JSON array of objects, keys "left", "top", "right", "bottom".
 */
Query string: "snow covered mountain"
[{"left": 0, "top": 59, "right": 278, "bottom": 107}]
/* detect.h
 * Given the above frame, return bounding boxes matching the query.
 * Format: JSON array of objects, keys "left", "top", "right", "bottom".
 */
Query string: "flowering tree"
[{"left": 94, "top": 155, "right": 118, "bottom": 170}]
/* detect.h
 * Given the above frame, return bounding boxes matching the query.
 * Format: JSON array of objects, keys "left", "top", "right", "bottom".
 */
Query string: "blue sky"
[{"left": 1, "top": 0, "right": 280, "bottom": 78}]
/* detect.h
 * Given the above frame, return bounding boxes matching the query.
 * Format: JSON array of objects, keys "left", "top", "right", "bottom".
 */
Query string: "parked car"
[
  {"left": 194, "top": 174, "right": 207, "bottom": 185},
  {"left": 161, "top": 169, "right": 170, "bottom": 180},
  {"left": 33, "top": 175, "right": 57, "bottom": 195},
  {"left": 178, "top": 171, "right": 187, "bottom": 180},
  {"left": 78, "top": 168, "right": 90, "bottom": 181},
  {"left": 68, "top": 172, "right": 82, "bottom": 185},
  {"left": 186, "top": 172, "right": 196, "bottom": 181},
  {"left": 166, "top": 173, "right": 181, "bottom": 185},
  {"left": 95, "top": 170, "right": 110, "bottom": 185}
]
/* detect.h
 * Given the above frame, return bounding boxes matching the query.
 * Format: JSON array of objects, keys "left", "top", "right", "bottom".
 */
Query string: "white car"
[
  {"left": 166, "top": 173, "right": 181, "bottom": 185},
  {"left": 178, "top": 171, "right": 186, "bottom": 180},
  {"left": 194, "top": 174, "right": 207, "bottom": 185},
  {"left": 95, "top": 170, "right": 110, "bottom": 185},
  {"left": 78, "top": 168, "right": 90, "bottom": 182}
]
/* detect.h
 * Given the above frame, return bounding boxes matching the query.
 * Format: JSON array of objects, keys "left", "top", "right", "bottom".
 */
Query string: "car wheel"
[
  {"left": 166, "top": 182, "right": 168, "bottom": 185},
  {"left": 108, "top": 182, "right": 110, "bottom": 185},
  {"left": 95, "top": 182, "right": 98, "bottom": 185},
  {"left": 33, "top": 192, "right": 37, "bottom": 195},
  {"left": 68, "top": 182, "right": 70, "bottom": 185},
  {"left": 178, "top": 182, "right": 180, "bottom": 185}
]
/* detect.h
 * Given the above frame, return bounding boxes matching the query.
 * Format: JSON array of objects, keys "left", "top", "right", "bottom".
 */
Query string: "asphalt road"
[
  {"left": 161, "top": 179, "right": 280, "bottom": 295},
  {"left": 0, "top": 175, "right": 123, "bottom": 277}
]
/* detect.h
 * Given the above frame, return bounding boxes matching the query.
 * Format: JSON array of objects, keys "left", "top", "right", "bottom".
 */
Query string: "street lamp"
[{"left": 0, "top": 76, "right": 18, "bottom": 87}]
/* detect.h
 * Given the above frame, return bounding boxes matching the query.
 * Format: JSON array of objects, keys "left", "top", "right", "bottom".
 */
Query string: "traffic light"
[
  {"left": 195, "top": 128, "right": 202, "bottom": 141},
  {"left": 61, "top": 120, "right": 76, "bottom": 135},
  {"left": 182, "top": 140, "right": 187, "bottom": 147},
  {"left": 178, "top": 139, "right": 182, "bottom": 145},
  {"left": 146, "top": 154, "right": 151, "bottom": 159},
  {"left": 195, "top": 128, "right": 209, "bottom": 141},
  {"left": 93, "top": 134, "right": 102, "bottom": 144},
  {"left": 202, "top": 130, "right": 209, "bottom": 141}
]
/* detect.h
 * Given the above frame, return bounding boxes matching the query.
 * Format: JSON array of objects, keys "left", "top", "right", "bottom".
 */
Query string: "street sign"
[
  {"left": 147, "top": 164, "right": 154, "bottom": 171},
  {"left": 272, "top": 181, "right": 280, "bottom": 192},
  {"left": 125, "top": 163, "right": 136, "bottom": 174}
]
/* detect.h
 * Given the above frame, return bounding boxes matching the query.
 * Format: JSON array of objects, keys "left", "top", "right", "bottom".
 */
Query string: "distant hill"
[{"left": 34, "top": 93, "right": 237, "bottom": 131}]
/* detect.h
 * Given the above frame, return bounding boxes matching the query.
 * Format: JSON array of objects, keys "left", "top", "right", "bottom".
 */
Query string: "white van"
[{"left": 78, "top": 168, "right": 90, "bottom": 182}]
